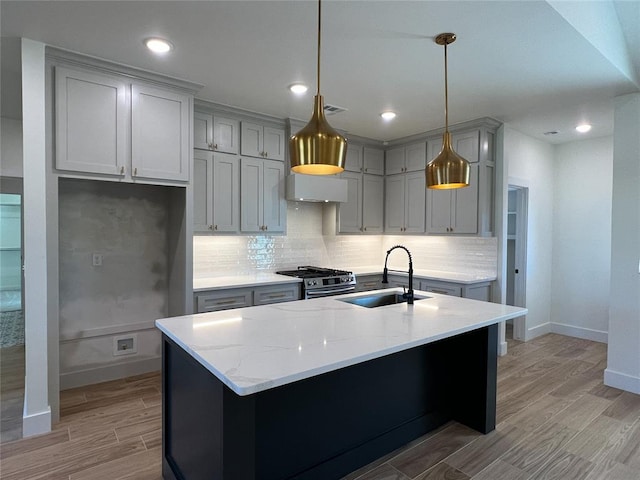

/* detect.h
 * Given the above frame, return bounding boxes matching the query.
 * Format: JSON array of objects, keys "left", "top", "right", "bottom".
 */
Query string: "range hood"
[{"left": 286, "top": 174, "right": 348, "bottom": 203}]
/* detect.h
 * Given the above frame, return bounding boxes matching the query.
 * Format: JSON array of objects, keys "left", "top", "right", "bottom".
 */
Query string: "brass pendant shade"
[
  {"left": 290, "top": 95, "right": 347, "bottom": 175},
  {"left": 426, "top": 33, "right": 470, "bottom": 190},
  {"left": 289, "top": 0, "right": 347, "bottom": 175}
]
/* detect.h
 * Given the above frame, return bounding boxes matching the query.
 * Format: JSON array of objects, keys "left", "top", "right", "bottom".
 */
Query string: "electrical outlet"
[
  {"left": 92, "top": 253, "right": 103, "bottom": 267},
  {"left": 113, "top": 334, "right": 137, "bottom": 356}
]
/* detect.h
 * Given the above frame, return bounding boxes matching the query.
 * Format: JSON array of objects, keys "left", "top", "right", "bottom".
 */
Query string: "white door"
[
  {"left": 263, "top": 127, "right": 285, "bottom": 161},
  {"left": 194, "top": 112, "right": 213, "bottom": 150},
  {"left": 363, "top": 148, "right": 384, "bottom": 175},
  {"left": 241, "top": 122, "right": 263, "bottom": 158},
  {"left": 213, "top": 116, "right": 239, "bottom": 154}
]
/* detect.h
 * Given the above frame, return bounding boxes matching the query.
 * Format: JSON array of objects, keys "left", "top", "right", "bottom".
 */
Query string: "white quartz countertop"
[
  {"left": 156, "top": 288, "right": 526, "bottom": 396},
  {"left": 193, "top": 273, "right": 302, "bottom": 292},
  {"left": 348, "top": 266, "right": 496, "bottom": 284}
]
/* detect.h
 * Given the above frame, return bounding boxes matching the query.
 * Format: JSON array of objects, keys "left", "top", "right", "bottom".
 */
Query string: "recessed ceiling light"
[
  {"left": 575, "top": 124, "right": 592, "bottom": 133},
  {"left": 144, "top": 37, "right": 173, "bottom": 54},
  {"left": 289, "top": 83, "right": 308, "bottom": 95},
  {"left": 380, "top": 111, "right": 397, "bottom": 121}
]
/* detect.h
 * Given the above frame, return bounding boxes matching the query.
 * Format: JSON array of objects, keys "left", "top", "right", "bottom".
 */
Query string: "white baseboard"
[
  {"left": 60, "top": 357, "right": 161, "bottom": 390},
  {"left": 551, "top": 323, "right": 608, "bottom": 344},
  {"left": 526, "top": 322, "right": 552, "bottom": 341},
  {"left": 604, "top": 368, "right": 640, "bottom": 394},
  {"left": 22, "top": 406, "right": 52, "bottom": 438}
]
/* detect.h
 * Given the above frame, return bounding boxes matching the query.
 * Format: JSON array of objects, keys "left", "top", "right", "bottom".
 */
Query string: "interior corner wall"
[
  {"left": 605, "top": 93, "right": 640, "bottom": 394},
  {"left": 1, "top": 118, "right": 23, "bottom": 177},
  {"left": 503, "top": 126, "right": 555, "bottom": 340},
  {"left": 551, "top": 137, "right": 612, "bottom": 342}
]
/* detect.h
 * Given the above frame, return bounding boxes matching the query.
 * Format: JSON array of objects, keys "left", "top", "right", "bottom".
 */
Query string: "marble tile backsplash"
[{"left": 193, "top": 202, "right": 497, "bottom": 278}]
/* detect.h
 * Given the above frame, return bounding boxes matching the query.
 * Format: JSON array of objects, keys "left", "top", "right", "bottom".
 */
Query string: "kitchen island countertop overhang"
[{"left": 156, "top": 288, "right": 527, "bottom": 396}]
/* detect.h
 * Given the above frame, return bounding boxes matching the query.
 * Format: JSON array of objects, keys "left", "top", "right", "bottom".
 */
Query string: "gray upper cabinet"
[
  {"left": 193, "top": 151, "right": 240, "bottom": 233},
  {"left": 131, "top": 84, "right": 190, "bottom": 182},
  {"left": 384, "top": 170, "right": 425, "bottom": 233},
  {"left": 241, "top": 122, "right": 285, "bottom": 161},
  {"left": 344, "top": 144, "right": 363, "bottom": 172},
  {"left": 337, "top": 171, "right": 362, "bottom": 233},
  {"left": 240, "top": 158, "right": 286, "bottom": 233},
  {"left": 363, "top": 147, "right": 384, "bottom": 175},
  {"left": 55, "top": 66, "right": 127, "bottom": 177},
  {"left": 194, "top": 112, "right": 239, "bottom": 154},
  {"left": 55, "top": 65, "right": 191, "bottom": 183},
  {"left": 426, "top": 131, "right": 480, "bottom": 234},
  {"left": 385, "top": 142, "right": 426, "bottom": 175}
]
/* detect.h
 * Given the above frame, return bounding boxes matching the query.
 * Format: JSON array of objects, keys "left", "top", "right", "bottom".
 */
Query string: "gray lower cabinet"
[
  {"left": 383, "top": 274, "right": 491, "bottom": 301},
  {"left": 355, "top": 274, "right": 384, "bottom": 292},
  {"left": 194, "top": 283, "right": 301, "bottom": 313}
]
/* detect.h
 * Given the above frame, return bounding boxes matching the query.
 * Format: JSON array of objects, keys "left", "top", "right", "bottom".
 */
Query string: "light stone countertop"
[
  {"left": 344, "top": 266, "right": 496, "bottom": 284},
  {"left": 157, "top": 288, "right": 526, "bottom": 396},
  {"left": 193, "top": 273, "right": 302, "bottom": 292}
]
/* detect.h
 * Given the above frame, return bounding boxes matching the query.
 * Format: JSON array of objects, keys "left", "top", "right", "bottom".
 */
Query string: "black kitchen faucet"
[{"left": 381, "top": 245, "right": 414, "bottom": 305}]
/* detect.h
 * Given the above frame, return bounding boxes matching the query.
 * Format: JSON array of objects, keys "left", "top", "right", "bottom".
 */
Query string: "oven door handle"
[{"left": 306, "top": 286, "right": 356, "bottom": 298}]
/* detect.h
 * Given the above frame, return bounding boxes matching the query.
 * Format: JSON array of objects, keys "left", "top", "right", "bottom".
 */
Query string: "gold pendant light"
[
  {"left": 289, "top": 0, "right": 347, "bottom": 175},
  {"left": 426, "top": 33, "right": 470, "bottom": 190}
]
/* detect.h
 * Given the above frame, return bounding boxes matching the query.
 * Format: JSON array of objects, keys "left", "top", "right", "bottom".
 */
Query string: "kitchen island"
[{"left": 156, "top": 288, "right": 527, "bottom": 480}]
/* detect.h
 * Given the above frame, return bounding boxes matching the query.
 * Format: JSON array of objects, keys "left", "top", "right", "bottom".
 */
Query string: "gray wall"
[{"left": 58, "top": 178, "right": 170, "bottom": 387}]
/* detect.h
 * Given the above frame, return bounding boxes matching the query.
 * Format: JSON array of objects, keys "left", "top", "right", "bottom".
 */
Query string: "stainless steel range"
[{"left": 276, "top": 266, "right": 356, "bottom": 299}]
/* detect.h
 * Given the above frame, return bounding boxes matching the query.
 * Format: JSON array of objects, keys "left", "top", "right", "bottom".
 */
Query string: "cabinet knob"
[
  {"left": 264, "top": 225, "right": 268, "bottom": 231},
  {"left": 120, "top": 166, "right": 125, "bottom": 175},
  {"left": 213, "top": 143, "right": 218, "bottom": 150},
  {"left": 364, "top": 226, "right": 367, "bottom": 231},
  {"left": 133, "top": 167, "right": 138, "bottom": 176},
  {"left": 209, "top": 225, "right": 214, "bottom": 230},
  {"left": 214, "top": 225, "right": 218, "bottom": 231}
]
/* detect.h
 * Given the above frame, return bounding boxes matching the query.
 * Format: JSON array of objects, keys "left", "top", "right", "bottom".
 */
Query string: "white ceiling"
[{"left": 2, "top": 0, "right": 639, "bottom": 145}]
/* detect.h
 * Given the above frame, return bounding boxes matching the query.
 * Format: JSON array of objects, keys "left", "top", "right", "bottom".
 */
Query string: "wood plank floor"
[{"left": 1, "top": 333, "right": 639, "bottom": 480}]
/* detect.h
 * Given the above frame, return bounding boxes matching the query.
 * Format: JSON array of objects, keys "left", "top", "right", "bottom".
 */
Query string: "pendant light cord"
[
  {"left": 443, "top": 40, "right": 449, "bottom": 133},
  {"left": 317, "top": 0, "right": 322, "bottom": 96}
]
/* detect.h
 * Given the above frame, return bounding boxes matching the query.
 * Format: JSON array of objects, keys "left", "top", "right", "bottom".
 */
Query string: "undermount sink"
[{"left": 339, "top": 292, "right": 430, "bottom": 308}]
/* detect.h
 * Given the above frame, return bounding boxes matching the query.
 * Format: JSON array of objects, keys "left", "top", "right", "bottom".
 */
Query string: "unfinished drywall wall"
[{"left": 58, "top": 178, "right": 170, "bottom": 387}]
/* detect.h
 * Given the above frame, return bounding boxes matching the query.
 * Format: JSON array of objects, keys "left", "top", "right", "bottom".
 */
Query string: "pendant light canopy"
[
  {"left": 426, "top": 33, "right": 470, "bottom": 190},
  {"left": 289, "top": 0, "right": 347, "bottom": 175}
]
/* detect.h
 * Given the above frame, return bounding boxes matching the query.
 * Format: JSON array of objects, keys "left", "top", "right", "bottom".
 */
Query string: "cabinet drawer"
[
  {"left": 195, "top": 289, "right": 252, "bottom": 313},
  {"left": 356, "top": 275, "right": 384, "bottom": 292},
  {"left": 253, "top": 284, "right": 301, "bottom": 305},
  {"left": 419, "top": 281, "right": 462, "bottom": 297}
]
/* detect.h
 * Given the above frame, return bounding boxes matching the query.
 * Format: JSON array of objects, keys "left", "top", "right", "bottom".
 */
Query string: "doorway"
[
  {"left": 506, "top": 185, "right": 528, "bottom": 341},
  {"left": 0, "top": 177, "right": 25, "bottom": 442}
]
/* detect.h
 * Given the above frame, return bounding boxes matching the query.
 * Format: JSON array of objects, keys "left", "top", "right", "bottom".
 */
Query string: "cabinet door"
[
  {"left": 195, "top": 288, "right": 252, "bottom": 313},
  {"left": 344, "top": 144, "right": 363, "bottom": 172},
  {"left": 452, "top": 129, "right": 480, "bottom": 163},
  {"left": 451, "top": 164, "right": 479, "bottom": 234},
  {"left": 212, "top": 153, "right": 240, "bottom": 232},
  {"left": 420, "top": 280, "right": 462, "bottom": 297},
  {"left": 363, "top": 147, "right": 384, "bottom": 175},
  {"left": 426, "top": 189, "right": 453, "bottom": 234},
  {"left": 427, "top": 137, "right": 442, "bottom": 163},
  {"left": 213, "top": 116, "right": 239, "bottom": 154},
  {"left": 263, "top": 127, "right": 286, "bottom": 161},
  {"left": 356, "top": 275, "right": 383, "bottom": 292},
  {"left": 405, "top": 142, "right": 426, "bottom": 172},
  {"left": 131, "top": 84, "right": 190, "bottom": 182},
  {"left": 193, "top": 150, "right": 213, "bottom": 232},
  {"left": 384, "top": 174, "right": 405, "bottom": 233},
  {"left": 240, "top": 158, "right": 263, "bottom": 232},
  {"left": 362, "top": 174, "right": 384, "bottom": 233},
  {"left": 194, "top": 112, "right": 213, "bottom": 150},
  {"left": 241, "top": 122, "right": 263, "bottom": 158},
  {"left": 404, "top": 171, "right": 426, "bottom": 233},
  {"left": 337, "top": 171, "right": 362, "bottom": 233},
  {"left": 55, "top": 66, "right": 127, "bottom": 176},
  {"left": 385, "top": 147, "right": 405, "bottom": 175},
  {"left": 262, "top": 159, "right": 286, "bottom": 232}
]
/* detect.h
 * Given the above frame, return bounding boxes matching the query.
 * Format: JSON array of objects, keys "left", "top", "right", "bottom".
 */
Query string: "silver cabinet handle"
[
  {"left": 133, "top": 167, "right": 138, "bottom": 176},
  {"left": 120, "top": 166, "right": 125, "bottom": 175}
]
